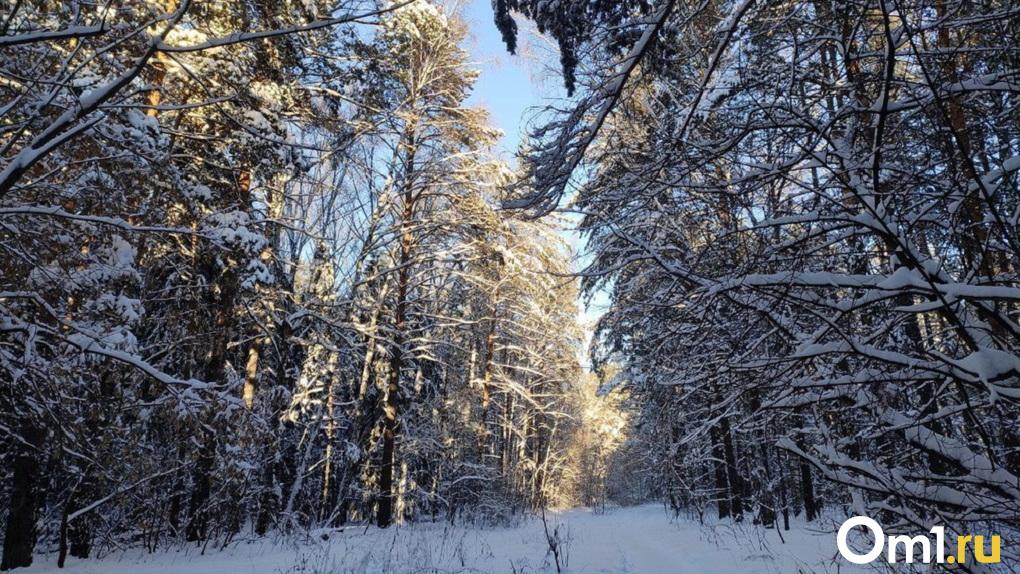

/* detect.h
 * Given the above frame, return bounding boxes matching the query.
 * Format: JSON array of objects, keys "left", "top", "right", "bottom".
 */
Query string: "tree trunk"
[
  {"left": 378, "top": 126, "right": 417, "bottom": 528},
  {"left": 479, "top": 301, "right": 499, "bottom": 461},
  {"left": 756, "top": 442, "right": 775, "bottom": 527},
  {"left": 720, "top": 416, "right": 743, "bottom": 521},
  {"left": 799, "top": 458, "right": 817, "bottom": 522},
  {"left": 711, "top": 426, "right": 731, "bottom": 519},
  {"left": 2, "top": 423, "right": 42, "bottom": 570},
  {"left": 185, "top": 429, "right": 215, "bottom": 542}
]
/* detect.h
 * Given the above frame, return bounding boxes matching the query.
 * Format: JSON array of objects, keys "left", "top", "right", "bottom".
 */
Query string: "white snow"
[{"left": 23, "top": 505, "right": 868, "bottom": 574}]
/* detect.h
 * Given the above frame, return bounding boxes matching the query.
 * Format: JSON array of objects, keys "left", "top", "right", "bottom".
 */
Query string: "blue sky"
[{"left": 462, "top": 0, "right": 546, "bottom": 158}]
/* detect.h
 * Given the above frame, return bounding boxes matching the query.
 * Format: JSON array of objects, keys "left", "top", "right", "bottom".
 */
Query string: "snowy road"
[
  {"left": 23, "top": 505, "right": 865, "bottom": 573},
  {"left": 535, "top": 505, "right": 858, "bottom": 574},
  {"left": 565, "top": 506, "right": 686, "bottom": 572}
]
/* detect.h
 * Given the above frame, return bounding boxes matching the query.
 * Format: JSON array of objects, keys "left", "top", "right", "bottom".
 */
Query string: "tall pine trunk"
[{"left": 378, "top": 127, "right": 417, "bottom": 528}]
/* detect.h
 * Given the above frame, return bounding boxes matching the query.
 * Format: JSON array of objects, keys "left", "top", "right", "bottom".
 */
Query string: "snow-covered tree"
[
  {"left": 499, "top": 0, "right": 1020, "bottom": 563},
  {"left": 1, "top": 0, "right": 585, "bottom": 567}
]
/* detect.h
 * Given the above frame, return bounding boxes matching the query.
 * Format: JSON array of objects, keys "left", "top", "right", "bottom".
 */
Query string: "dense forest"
[{"left": 1, "top": 0, "right": 1018, "bottom": 573}]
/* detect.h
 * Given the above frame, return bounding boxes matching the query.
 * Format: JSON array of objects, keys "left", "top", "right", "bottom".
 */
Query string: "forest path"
[
  {"left": 562, "top": 505, "right": 684, "bottom": 572},
  {"left": 23, "top": 504, "right": 860, "bottom": 574},
  {"left": 556, "top": 504, "right": 869, "bottom": 573}
]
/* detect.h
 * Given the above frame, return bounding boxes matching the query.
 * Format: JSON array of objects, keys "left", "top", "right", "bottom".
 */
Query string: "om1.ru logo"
[{"left": 837, "top": 516, "right": 1001, "bottom": 565}]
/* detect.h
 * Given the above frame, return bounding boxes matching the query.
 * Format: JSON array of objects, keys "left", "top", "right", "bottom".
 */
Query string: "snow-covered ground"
[{"left": 23, "top": 505, "right": 868, "bottom": 573}]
